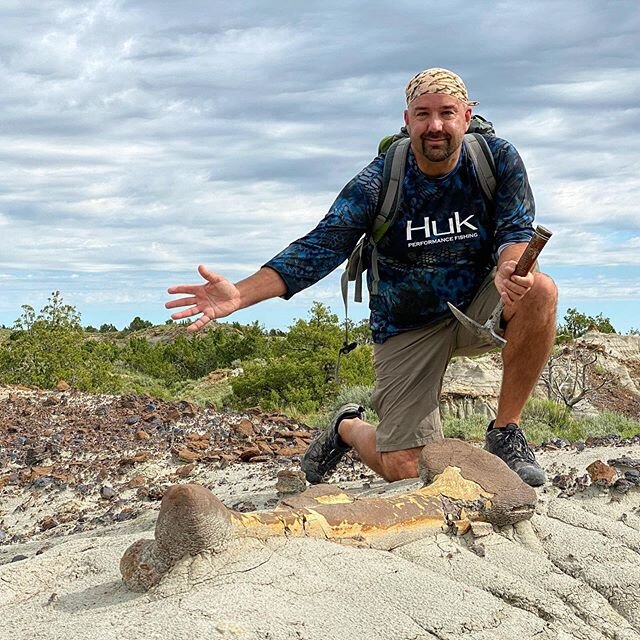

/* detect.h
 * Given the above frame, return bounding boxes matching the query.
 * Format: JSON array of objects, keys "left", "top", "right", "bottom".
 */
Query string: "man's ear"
[{"left": 403, "top": 109, "right": 410, "bottom": 132}]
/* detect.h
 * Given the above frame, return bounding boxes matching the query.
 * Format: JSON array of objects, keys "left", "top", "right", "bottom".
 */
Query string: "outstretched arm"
[{"left": 165, "top": 265, "right": 287, "bottom": 332}]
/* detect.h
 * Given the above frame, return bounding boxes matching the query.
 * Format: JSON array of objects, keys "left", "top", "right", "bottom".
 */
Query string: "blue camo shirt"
[{"left": 264, "top": 136, "right": 535, "bottom": 343}]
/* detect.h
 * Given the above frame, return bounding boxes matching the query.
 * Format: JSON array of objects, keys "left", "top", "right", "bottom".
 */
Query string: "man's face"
[{"left": 403, "top": 93, "right": 471, "bottom": 172}]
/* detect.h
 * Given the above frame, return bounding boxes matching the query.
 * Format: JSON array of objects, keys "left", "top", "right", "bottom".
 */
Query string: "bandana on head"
[{"left": 405, "top": 68, "right": 479, "bottom": 106}]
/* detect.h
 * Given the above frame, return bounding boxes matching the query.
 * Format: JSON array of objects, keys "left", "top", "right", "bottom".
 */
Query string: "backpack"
[{"left": 337, "top": 115, "right": 498, "bottom": 360}]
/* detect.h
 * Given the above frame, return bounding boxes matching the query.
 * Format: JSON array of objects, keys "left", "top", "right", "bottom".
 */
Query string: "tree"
[
  {"left": 231, "top": 302, "right": 374, "bottom": 412},
  {"left": 127, "top": 316, "right": 153, "bottom": 332},
  {"left": 557, "top": 308, "right": 616, "bottom": 341},
  {"left": 99, "top": 323, "right": 118, "bottom": 333},
  {"left": 0, "top": 291, "right": 118, "bottom": 391},
  {"left": 541, "top": 343, "right": 614, "bottom": 408}
]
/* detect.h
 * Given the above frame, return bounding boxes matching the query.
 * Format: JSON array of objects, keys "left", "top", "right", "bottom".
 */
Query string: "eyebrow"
[{"left": 413, "top": 103, "right": 459, "bottom": 112}]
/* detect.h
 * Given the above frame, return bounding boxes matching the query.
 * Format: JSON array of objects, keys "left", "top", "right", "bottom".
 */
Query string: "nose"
[{"left": 425, "top": 116, "right": 444, "bottom": 133}]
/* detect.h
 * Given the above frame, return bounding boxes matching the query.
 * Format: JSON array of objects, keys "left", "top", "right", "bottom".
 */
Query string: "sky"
[{"left": 1, "top": 0, "right": 639, "bottom": 333}]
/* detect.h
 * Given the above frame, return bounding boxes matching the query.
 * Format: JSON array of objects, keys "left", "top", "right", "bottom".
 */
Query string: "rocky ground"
[
  {"left": 1, "top": 379, "right": 640, "bottom": 553},
  {"left": 2, "top": 381, "right": 640, "bottom": 639},
  {"left": 0, "top": 384, "right": 336, "bottom": 547}
]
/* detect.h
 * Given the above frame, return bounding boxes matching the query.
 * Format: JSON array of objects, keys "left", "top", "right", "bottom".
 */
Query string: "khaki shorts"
[{"left": 371, "top": 269, "right": 501, "bottom": 452}]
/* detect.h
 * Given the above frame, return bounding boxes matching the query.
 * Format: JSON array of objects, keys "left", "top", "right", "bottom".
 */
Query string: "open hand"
[
  {"left": 494, "top": 260, "right": 535, "bottom": 306},
  {"left": 165, "top": 265, "right": 242, "bottom": 332}
]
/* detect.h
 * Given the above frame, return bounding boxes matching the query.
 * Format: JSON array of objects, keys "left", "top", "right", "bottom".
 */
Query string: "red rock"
[
  {"left": 246, "top": 455, "right": 271, "bottom": 463},
  {"left": 274, "top": 430, "right": 312, "bottom": 439},
  {"left": 186, "top": 439, "right": 210, "bottom": 451},
  {"left": 31, "top": 466, "right": 54, "bottom": 477},
  {"left": 165, "top": 407, "right": 181, "bottom": 421},
  {"left": 257, "top": 441, "right": 274, "bottom": 456},
  {"left": 176, "top": 448, "right": 201, "bottom": 463},
  {"left": 233, "top": 419, "right": 255, "bottom": 439},
  {"left": 56, "top": 380, "right": 70, "bottom": 391},
  {"left": 275, "top": 469, "right": 307, "bottom": 494},
  {"left": 128, "top": 476, "right": 146, "bottom": 488},
  {"left": 119, "top": 452, "right": 150, "bottom": 465},
  {"left": 135, "top": 430, "right": 150, "bottom": 440},
  {"left": 586, "top": 460, "right": 618, "bottom": 486},
  {"left": 180, "top": 401, "right": 198, "bottom": 417},
  {"left": 274, "top": 444, "right": 308, "bottom": 457},
  {"left": 175, "top": 463, "right": 195, "bottom": 477},
  {"left": 239, "top": 446, "right": 262, "bottom": 461}
]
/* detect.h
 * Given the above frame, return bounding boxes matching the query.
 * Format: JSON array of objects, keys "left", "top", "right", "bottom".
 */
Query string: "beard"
[{"left": 420, "top": 135, "right": 456, "bottom": 162}]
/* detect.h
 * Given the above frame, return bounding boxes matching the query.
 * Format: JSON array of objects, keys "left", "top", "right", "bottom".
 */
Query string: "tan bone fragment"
[{"left": 120, "top": 438, "right": 536, "bottom": 591}]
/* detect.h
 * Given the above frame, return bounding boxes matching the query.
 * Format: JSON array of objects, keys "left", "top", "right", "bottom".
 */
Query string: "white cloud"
[{"left": 1, "top": 0, "right": 639, "bottom": 332}]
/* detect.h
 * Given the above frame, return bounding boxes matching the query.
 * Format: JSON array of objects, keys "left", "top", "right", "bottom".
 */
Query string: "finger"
[
  {"left": 165, "top": 296, "right": 198, "bottom": 309},
  {"left": 167, "top": 284, "right": 200, "bottom": 295},
  {"left": 499, "top": 262, "right": 516, "bottom": 277},
  {"left": 170, "top": 307, "right": 208, "bottom": 320},
  {"left": 501, "top": 290, "right": 515, "bottom": 306},
  {"left": 187, "top": 315, "right": 211, "bottom": 332},
  {"left": 510, "top": 273, "right": 534, "bottom": 284},
  {"left": 504, "top": 280, "right": 529, "bottom": 296}
]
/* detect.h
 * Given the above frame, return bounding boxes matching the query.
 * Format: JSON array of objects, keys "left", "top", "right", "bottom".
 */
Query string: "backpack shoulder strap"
[
  {"left": 464, "top": 132, "right": 496, "bottom": 201},
  {"left": 371, "top": 137, "right": 411, "bottom": 242}
]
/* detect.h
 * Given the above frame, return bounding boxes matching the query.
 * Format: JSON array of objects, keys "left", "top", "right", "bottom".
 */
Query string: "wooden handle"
[{"left": 513, "top": 225, "right": 552, "bottom": 277}]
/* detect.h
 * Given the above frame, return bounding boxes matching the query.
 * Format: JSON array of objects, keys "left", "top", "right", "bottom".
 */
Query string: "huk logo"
[{"left": 406, "top": 212, "right": 478, "bottom": 241}]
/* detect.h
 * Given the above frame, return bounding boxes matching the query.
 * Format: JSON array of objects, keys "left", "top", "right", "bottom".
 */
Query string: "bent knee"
[
  {"left": 529, "top": 272, "right": 558, "bottom": 308},
  {"left": 379, "top": 448, "right": 421, "bottom": 482},
  {"left": 530, "top": 272, "right": 558, "bottom": 305}
]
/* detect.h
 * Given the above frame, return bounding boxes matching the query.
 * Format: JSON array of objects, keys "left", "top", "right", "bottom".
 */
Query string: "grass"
[
  {"left": 308, "top": 386, "right": 640, "bottom": 443},
  {"left": 172, "top": 378, "right": 233, "bottom": 409}
]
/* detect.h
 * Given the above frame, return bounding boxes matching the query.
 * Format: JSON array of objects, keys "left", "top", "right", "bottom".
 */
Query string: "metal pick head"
[{"left": 447, "top": 302, "right": 507, "bottom": 349}]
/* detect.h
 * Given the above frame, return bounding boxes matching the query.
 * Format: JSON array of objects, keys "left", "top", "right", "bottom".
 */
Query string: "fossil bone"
[{"left": 120, "top": 438, "right": 537, "bottom": 591}]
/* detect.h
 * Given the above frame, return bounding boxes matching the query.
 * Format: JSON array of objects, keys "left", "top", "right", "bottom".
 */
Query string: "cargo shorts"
[{"left": 371, "top": 269, "right": 501, "bottom": 452}]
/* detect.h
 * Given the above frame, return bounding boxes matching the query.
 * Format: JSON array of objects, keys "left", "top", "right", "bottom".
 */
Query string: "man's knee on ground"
[{"left": 379, "top": 448, "right": 422, "bottom": 482}]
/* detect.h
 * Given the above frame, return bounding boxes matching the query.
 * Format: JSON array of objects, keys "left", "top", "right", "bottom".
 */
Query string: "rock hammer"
[{"left": 447, "top": 225, "right": 553, "bottom": 348}]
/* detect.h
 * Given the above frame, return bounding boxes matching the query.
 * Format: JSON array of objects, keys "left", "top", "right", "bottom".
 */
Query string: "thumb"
[{"left": 197, "top": 264, "right": 224, "bottom": 285}]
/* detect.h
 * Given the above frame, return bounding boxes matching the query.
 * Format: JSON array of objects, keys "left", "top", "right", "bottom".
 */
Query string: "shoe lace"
[{"left": 501, "top": 426, "right": 536, "bottom": 463}]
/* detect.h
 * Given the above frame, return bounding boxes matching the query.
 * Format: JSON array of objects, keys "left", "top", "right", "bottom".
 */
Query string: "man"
[{"left": 166, "top": 68, "right": 558, "bottom": 487}]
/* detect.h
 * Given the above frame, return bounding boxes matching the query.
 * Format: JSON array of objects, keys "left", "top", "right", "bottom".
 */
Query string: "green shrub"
[
  {"left": 442, "top": 414, "right": 488, "bottom": 441},
  {"left": 0, "top": 291, "right": 119, "bottom": 392},
  {"left": 522, "top": 398, "right": 573, "bottom": 431},
  {"left": 230, "top": 303, "right": 375, "bottom": 414},
  {"left": 313, "top": 384, "right": 377, "bottom": 428}
]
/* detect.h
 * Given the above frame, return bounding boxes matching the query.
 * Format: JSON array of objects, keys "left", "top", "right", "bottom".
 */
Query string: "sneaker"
[
  {"left": 485, "top": 422, "right": 546, "bottom": 487},
  {"left": 300, "top": 403, "right": 364, "bottom": 484}
]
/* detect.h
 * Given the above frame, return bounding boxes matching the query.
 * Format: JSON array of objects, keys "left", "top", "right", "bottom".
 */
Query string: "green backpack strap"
[
  {"left": 371, "top": 137, "right": 411, "bottom": 245},
  {"left": 463, "top": 132, "right": 496, "bottom": 201},
  {"left": 341, "top": 136, "right": 410, "bottom": 314}
]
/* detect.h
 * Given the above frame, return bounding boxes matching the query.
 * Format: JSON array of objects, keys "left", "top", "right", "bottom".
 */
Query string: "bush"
[
  {"left": 313, "top": 384, "right": 377, "bottom": 428},
  {"left": 121, "top": 322, "right": 268, "bottom": 385},
  {"left": 557, "top": 308, "right": 616, "bottom": 341},
  {"left": 230, "top": 303, "right": 375, "bottom": 413},
  {"left": 0, "top": 291, "right": 119, "bottom": 392},
  {"left": 522, "top": 398, "right": 573, "bottom": 432}
]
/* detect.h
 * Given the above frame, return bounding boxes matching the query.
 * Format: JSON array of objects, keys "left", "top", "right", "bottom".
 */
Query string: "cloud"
[{"left": 0, "top": 0, "right": 639, "bottom": 332}]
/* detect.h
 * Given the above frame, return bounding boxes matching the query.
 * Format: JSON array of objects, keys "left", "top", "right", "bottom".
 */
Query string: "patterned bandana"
[{"left": 405, "top": 68, "right": 479, "bottom": 106}]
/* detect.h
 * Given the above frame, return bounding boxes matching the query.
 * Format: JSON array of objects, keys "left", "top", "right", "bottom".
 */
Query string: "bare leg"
[
  {"left": 496, "top": 273, "right": 557, "bottom": 426},
  {"left": 338, "top": 418, "right": 421, "bottom": 482}
]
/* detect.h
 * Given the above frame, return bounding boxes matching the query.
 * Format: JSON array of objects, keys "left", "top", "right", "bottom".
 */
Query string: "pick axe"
[{"left": 447, "top": 225, "right": 552, "bottom": 348}]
